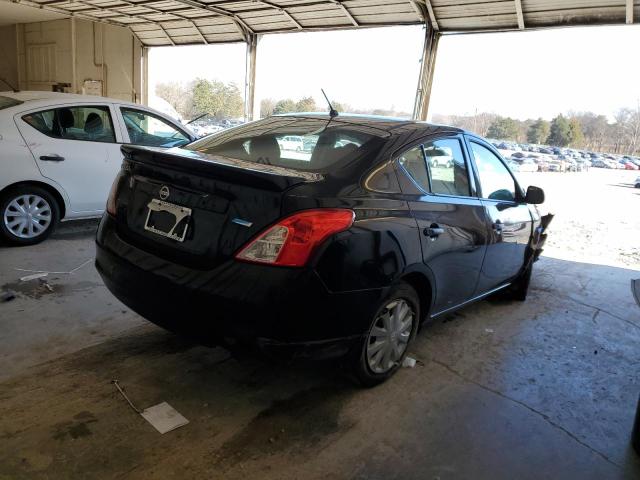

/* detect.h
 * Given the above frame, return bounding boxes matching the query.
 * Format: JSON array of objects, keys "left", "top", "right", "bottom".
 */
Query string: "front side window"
[
  {"left": 121, "top": 108, "right": 190, "bottom": 148},
  {"left": 423, "top": 138, "right": 470, "bottom": 197},
  {"left": 23, "top": 106, "right": 116, "bottom": 143},
  {"left": 470, "top": 142, "right": 517, "bottom": 202}
]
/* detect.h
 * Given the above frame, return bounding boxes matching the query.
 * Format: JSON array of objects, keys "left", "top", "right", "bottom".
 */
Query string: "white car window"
[
  {"left": 121, "top": 108, "right": 190, "bottom": 148},
  {"left": 22, "top": 106, "right": 116, "bottom": 143}
]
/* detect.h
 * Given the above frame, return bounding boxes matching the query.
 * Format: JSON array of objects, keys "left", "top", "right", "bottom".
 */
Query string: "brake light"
[
  {"left": 235, "top": 209, "right": 355, "bottom": 267},
  {"left": 106, "top": 172, "right": 123, "bottom": 216}
]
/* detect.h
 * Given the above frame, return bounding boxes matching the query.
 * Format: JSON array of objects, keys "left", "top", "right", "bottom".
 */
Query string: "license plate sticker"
[{"left": 144, "top": 199, "right": 191, "bottom": 242}]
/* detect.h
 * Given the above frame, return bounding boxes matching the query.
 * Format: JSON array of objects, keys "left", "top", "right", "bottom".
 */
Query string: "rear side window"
[
  {"left": 0, "top": 96, "right": 23, "bottom": 110},
  {"left": 398, "top": 145, "right": 430, "bottom": 191},
  {"left": 398, "top": 138, "right": 471, "bottom": 197},
  {"left": 187, "top": 117, "right": 383, "bottom": 172},
  {"left": 22, "top": 106, "right": 116, "bottom": 143},
  {"left": 121, "top": 108, "right": 190, "bottom": 148},
  {"left": 423, "top": 138, "right": 470, "bottom": 196},
  {"left": 469, "top": 142, "right": 516, "bottom": 202}
]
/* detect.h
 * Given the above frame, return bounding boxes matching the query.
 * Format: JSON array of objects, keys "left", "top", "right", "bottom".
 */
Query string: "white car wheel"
[{"left": 0, "top": 186, "right": 59, "bottom": 245}]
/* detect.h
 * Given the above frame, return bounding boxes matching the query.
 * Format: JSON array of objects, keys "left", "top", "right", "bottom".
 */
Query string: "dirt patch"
[
  {"left": 212, "top": 383, "right": 356, "bottom": 471},
  {"left": 52, "top": 411, "right": 98, "bottom": 441}
]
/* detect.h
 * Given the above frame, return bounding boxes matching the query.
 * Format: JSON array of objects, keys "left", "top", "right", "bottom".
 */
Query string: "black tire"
[
  {"left": 0, "top": 185, "right": 60, "bottom": 246},
  {"left": 635, "top": 183, "right": 640, "bottom": 189},
  {"left": 350, "top": 283, "right": 420, "bottom": 387},
  {"left": 506, "top": 262, "right": 533, "bottom": 301}
]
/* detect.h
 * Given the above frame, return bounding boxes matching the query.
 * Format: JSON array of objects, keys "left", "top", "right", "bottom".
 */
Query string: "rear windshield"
[
  {"left": 0, "top": 96, "right": 23, "bottom": 110},
  {"left": 185, "top": 116, "right": 385, "bottom": 172}
]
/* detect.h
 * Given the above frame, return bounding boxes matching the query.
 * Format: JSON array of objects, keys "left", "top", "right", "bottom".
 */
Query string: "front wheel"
[
  {"left": 351, "top": 283, "right": 420, "bottom": 387},
  {"left": 507, "top": 262, "right": 533, "bottom": 301},
  {"left": 0, "top": 186, "right": 60, "bottom": 245}
]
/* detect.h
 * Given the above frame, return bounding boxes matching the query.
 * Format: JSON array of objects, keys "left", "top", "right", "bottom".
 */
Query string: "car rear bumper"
[{"left": 95, "top": 214, "right": 384, "bottom": 357}]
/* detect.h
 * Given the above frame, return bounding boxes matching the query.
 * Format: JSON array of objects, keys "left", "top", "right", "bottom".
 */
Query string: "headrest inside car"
[
  {"left": 58, "top": 108, "right": 75, "bottom": 129},
  {"left": 84, "top": 113, "right": 103, "bottom": 135}
]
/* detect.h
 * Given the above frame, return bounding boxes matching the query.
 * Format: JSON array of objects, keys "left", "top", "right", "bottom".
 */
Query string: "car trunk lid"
[{"left": 115, "top": 145, "right": 322, "bottom": 269}]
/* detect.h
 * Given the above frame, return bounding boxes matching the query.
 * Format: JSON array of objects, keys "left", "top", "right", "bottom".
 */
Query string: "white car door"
[{"left": 16, "top": 103, "right": 124, "bottom": 215}]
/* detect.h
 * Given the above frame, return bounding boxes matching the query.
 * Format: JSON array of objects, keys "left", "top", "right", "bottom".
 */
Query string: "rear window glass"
[
  {"left": 186, "top": 117, "right": 385, "bottom": 172},
  {"left": 0, "top": 96, "right": 23, "bottom": 110}
]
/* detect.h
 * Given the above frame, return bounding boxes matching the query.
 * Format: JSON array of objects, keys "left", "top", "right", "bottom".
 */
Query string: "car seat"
[
  {"left": 84, "top": 112, "right": 104, "bottom": 140},
  {"left": 250, "top": 136, "right": 281, "bottom": 165}
]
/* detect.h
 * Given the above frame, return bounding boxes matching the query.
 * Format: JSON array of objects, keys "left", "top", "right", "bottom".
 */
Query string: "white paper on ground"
[
  {"left": 20, "top": 272, "right": 48, "bottom": 282},
  {"left": 402, "top": 356, "right": 416, "bottom": 368},
  {"left": 140, "top": 402, "right": 189, "bottom": 434}
]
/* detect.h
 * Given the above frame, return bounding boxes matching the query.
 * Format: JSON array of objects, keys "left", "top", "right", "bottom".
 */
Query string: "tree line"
[
  {"left": 156, "top": 79, "right": 244, "bottom": 120},
  {"left": 259, "top": 97, "right": 411, "bottom": 118},
  {"left": 156, "top": 80, "right": 640, "bottom": 155},
  {"left": 432, "top": 106, "right": 640, "bottom": 155}
]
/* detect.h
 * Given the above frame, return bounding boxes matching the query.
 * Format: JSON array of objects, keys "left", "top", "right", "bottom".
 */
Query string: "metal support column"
[
  {"left": 412, "top": 25, "right": 441, "bottom": 121},
  {"left": 141, "top": 47, "right": 149, "bottom": 106},
  {"left": 244, "top": 33, "right": 259, "bottom": 122}
]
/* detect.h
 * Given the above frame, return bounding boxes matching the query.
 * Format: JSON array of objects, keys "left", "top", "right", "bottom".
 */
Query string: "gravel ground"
[{"left": 517, "top": 169, "right": 640, "bottom": 269}]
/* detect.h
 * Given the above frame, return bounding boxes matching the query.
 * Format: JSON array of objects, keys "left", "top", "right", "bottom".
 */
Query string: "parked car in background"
[
  {"left": 0, "top": 91, "right": 197, "bottom": 244},
  {"left": 277, "top": 135, "right": 304, "bottom": 151},
  {"left": 518, "top": 159, "right": 539, "bottom": 173},
  {"left": 96, "top": 114, "right": 551, "bottom": 385}
]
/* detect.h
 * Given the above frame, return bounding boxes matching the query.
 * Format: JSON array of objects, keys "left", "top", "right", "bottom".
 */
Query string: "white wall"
[{"left": 14, "top": 18, "right": 143, "bottom": 102}]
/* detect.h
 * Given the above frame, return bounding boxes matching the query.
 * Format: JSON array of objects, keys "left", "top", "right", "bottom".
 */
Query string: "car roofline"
[{"left": 271, "top": 112, "right": 467, "bottom": 136}]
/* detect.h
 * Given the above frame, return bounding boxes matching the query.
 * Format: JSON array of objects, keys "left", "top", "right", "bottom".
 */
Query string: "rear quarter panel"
[{"left": 284, "top": 182, "right": 425, "bottom": 294}]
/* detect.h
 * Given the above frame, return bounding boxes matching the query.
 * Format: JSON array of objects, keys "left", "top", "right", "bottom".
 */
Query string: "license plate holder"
[{"left": 144, "top": 199, "right": 191, "bottom": 242}]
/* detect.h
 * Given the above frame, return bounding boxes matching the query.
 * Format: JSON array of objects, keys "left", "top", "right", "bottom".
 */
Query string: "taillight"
[
  {"left": 235, "top": 209, "right": 355, "bottom": 267},
  {"left": 106, "top": 172, "right": 123, "bottom": 216}
]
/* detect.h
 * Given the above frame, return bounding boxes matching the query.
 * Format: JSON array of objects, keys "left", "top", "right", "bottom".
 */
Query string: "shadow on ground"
[{"left": 0, "top": 255, "right": 639, "bottom": 480}]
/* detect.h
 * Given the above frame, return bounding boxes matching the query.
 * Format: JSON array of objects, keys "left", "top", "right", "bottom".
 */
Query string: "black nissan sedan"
[{"left": 96, "top": 114, "right": 552, "bottom": 386}]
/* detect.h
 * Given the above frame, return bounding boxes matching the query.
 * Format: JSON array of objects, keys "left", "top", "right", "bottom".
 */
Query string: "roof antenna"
[{"left": 321, "top": 89, "right": 339, "bottom": 118}]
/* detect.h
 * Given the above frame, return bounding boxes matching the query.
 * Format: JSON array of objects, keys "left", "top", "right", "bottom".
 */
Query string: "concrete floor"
[{"left": 1, "top": 172, "right": 640, "bottom": 479}]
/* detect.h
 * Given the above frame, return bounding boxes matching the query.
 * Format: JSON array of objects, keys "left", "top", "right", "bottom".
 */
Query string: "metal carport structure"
[{"left": 2, "top": 0, "right": 639, "bottom": 119}]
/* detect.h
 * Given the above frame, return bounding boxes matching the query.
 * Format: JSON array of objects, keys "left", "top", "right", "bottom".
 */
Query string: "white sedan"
[{"left": 0, "top": 91, "right": 197, "bottom": 245}]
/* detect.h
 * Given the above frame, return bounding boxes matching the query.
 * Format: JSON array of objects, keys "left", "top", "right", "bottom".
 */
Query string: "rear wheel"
[
  {"left": 351, "top": 283, "right": 420, "bottom": 387},
  {"left": 635, "top": 183, "right": 640, "bottom": 188},
  {"left": 0, "top": 186, "right": 59, "bottom": 245}
]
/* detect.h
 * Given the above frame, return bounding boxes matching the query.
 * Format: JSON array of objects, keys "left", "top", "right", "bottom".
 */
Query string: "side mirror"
[{"left": 525, "top": 185, "right": 545, "bottom": 204}]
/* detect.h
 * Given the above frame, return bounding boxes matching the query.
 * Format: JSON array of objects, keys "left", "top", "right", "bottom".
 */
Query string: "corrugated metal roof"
[{"left": 8, "top": 0, "right": 640, "bottom": 45}]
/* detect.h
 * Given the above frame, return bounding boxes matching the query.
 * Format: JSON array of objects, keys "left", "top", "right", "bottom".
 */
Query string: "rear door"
[
  {"left": 397, "top": 135, "right": 489, "bottom": 314},
  {"left": 16, "top": 103, "right": 123, "bottom": 214},
  {"left": 465, "top": 138, "right": 533, "bottom": 294}
]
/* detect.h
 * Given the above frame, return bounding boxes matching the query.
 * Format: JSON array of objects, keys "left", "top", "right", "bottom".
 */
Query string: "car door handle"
[
  {"left": 424, "top": 224, "right": 445, "bottom": 238},
  {"left": 40, "top": 155, "right": 65, "bottom": 162}
]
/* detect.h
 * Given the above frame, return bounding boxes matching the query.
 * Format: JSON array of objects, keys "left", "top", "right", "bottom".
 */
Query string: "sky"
[{"left": 149, "top": 24, "right": 640, "bottom": 121}]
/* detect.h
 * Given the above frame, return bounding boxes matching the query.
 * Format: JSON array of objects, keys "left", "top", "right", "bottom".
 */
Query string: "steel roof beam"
[
  {"left": 416, "top": 0, "right": 439, "bottom": 31},
  {"left": 168, "top": 0, "right": 254, "bottom": 41},
  {"left": 515, "top": 0, "right": 525, "bottom": 29},
  {"left": 332, "top": 0, "right": 358, "bottom": 27},
  {"left": 253, "top": 0, "right": 303, "bottom": 30}
]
